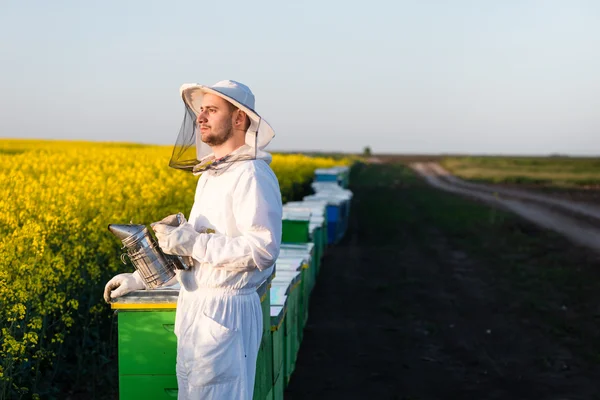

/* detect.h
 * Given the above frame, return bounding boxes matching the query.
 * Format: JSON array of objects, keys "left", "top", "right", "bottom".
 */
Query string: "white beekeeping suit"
[
  {"left": 105, "top": 80, "right": 282, "bottom": 399},
  {"left": 171, "top": 145, "right": 282, "bottom": 399},
  {"left": 164, "top": 81, "right": 282, "bottom": 399}
]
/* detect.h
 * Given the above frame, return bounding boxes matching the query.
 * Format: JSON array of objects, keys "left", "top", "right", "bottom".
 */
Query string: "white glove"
[
  {"left": 103, "top": 270, "right": 146, "bottom": 303},
  {"left": 152, "top": 222, "right": 199, "bottom": 257},
  {"left": 151, "top": 213, "right": 186, "bottom": 228}
]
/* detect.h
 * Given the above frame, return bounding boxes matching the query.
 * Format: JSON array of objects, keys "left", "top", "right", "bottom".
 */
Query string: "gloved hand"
[
  {"left": 151, "top": 212, "right": 187, "bottom": 228},
  {"left": 153, "top": 221, "right": 199, "bottom": 257},
  {"left": 103, "top": 271, "right": 146, "bottom": 303}
]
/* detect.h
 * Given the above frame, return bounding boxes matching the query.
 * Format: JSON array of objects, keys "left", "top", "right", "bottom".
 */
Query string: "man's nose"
[{"left": 196, "top": 112, "right": 207, "bottom": 124}]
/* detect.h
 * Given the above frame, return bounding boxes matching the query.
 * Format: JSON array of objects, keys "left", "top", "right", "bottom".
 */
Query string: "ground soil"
[
  {"left": 410, "top": 162, "right": 600, "bottom": 254},
  {"left": 285, "top": 161, "right": 600, "bottom": 400},
  {"left": 511, "top": 186, "right": 600, "bottom": 206}
]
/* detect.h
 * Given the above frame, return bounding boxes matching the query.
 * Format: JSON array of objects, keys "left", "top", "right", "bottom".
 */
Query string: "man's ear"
[{"left": 234, "top": 110, "right": 247, "bottom": 127}]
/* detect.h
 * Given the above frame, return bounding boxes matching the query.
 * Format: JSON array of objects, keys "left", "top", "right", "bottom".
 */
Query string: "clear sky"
[{"left": 1, "top": 1, "right": 599, "bottom": 155}]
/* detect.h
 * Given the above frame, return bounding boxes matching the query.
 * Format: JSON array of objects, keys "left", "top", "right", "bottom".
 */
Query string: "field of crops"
[
  {"left": 440, "top": 156, "right": 600, "bottom": 188},
  {"left": 0, "top": 139, "right": 351, "bottom": 399}
]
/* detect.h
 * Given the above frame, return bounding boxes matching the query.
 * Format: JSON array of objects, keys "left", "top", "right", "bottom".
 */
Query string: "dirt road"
[
  {"left": 411, "top": 162, "right": 600, "bottom": 254},
  {"left": 285, "top": 162, "right": 600, "bottom": 400}
]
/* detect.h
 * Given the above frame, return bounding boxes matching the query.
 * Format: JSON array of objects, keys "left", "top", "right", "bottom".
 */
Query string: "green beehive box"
[
  {"left": 270, "top": 284, "right": 295, "bottom": 381},
  {"left": 283, "top": 201, "right": 327, "bottom": 261},
  {"left": 328, "top": 165, "right": 350, "bottom": 188},
  {"left": 113, "top": 273, "right": 274, "bottom": 400},
  {"left": 281, "top": 210, "right": 312, "bottom": 243},
  {"left": 281, "top": 243, "right": 315, "bottom": 291},
  {"left": 270, "top": 304, "right": 286, "bottom": 399},
  {"left": 275, "top": 257, "right": 307, "bottom": 341},
  {"left": 118, "top": 310, "right": 177, "bottom": 376},
  {"left": 112, "top": 289, "right": 178, "bottom": 399},
  {"left": 282, "top": 219, "right": 309, "bottom": 243},
  {"left": 260, "top": 277, "right": 273, "bottom": 336},
  {"left": 266, "top": 386, "right": 274, "bottom": 400},
  {"left": 281, "top": 243, "right": 316, "bottom": 313},
  {"left": 309, "top": 215, "right": 327, "bottom": 272},
  {"left": 284, "top": 290, "right": 298, "bottom": 383},
  {"left": 254, "top": 277, "right": 274, "bottom": 400},
  {"left": 309, "top": 221, "right": 326, "bottom": 270},
  {"left": 273, "top": 371, "right": 285, "bottom": 400},
  {"left": 120, "top": 375, "right": 179, "bottom": 399},
  {"left": 308, "top": 224, "right": 321, "bottom": 264},
  {"left": 270, "top": 271, "right": 301, "bottom": 384},
  {"left": 253, "top": 330, "right": 273, "bottom": 400}
]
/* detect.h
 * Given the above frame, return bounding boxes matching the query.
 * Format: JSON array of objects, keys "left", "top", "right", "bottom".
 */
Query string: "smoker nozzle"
[{"left": 108, "top": 224, "right": 146, "bottom": 241}]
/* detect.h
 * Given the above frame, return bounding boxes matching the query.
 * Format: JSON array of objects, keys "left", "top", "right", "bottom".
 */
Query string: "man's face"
[{"left": 196, "top": 93, "right": 234, "bottom": 147}]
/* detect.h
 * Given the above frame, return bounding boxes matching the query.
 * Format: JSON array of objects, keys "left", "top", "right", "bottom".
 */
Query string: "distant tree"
[{"left": 363, "top": 146, "right": 372, "bottom": 157}]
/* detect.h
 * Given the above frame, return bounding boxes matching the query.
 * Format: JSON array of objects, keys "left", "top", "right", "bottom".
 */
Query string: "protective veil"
[
  {"left": 166, "top": 80, "right": 282, "bottom": 399},
  {"left": 169, "top": 80, "right": 275, "bottom": 174}
]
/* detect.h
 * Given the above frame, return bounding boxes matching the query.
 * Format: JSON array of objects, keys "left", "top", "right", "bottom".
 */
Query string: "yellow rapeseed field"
[{"left": 0, "top": 139, "right": 350, "bottom": 398}]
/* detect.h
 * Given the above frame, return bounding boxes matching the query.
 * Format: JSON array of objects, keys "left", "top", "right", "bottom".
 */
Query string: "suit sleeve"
[{"left": 190, "top": 167, "right": 282, "bottom": 271}]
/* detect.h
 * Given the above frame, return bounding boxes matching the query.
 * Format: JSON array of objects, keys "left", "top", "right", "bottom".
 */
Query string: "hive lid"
[
  {"left": 270, "top": 285, "right": 289, "bottom": 304},
  {"left": 282, "top": 209, "right": 312, "bottom": 221},
  {"left": 275, "top": 257, "right": 305, "bottom": 271}
]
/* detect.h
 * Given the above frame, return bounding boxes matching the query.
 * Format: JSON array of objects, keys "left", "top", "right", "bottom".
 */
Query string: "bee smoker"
[{"left": 108, "top": 223, "right": 189, "bottom": 289}]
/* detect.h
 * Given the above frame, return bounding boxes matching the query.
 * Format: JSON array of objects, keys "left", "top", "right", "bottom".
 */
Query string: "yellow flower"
[{"left": 0, "top": 138, "right": 352, "bottom": 395}]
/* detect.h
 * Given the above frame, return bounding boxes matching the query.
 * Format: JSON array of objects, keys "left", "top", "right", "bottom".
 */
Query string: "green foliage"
[
  {"left": 0, "top": 139, "right": 351, "bottom": 399},
  {"left": 440, "top": 156, "right": 600, "bottom": 188}
]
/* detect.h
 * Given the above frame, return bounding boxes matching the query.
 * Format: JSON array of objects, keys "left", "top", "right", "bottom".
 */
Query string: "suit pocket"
[{"left": 179, "top": 312, "right": 243, "bottom": 388}]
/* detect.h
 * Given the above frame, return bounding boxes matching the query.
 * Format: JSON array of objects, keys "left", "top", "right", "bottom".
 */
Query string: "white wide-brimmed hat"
[{"left": 179, "top": 80, "right": 275, "bottom": 151}]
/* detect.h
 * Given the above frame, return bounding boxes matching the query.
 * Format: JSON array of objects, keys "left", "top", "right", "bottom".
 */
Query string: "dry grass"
[{"left": 441, "top": 156, "right": 600, "bottom": 187}]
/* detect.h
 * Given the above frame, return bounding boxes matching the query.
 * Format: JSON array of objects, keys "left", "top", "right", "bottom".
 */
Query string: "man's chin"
[
  {"left": 201, "top": 136, "right": 223, "bottom": 147},
  {"left": 200, "top": 134, "right": 213, "bottom": 145}
]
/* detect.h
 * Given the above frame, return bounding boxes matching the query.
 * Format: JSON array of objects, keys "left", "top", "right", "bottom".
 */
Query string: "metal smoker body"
[{"left": 108, "top": 224, "right": 186, "bottom": 289}]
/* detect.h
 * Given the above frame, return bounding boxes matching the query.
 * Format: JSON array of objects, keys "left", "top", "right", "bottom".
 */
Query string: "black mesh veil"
[
  {"left": 169, "top": 83, "right": 274, "bottom": 174},
  {"left": 168, "top": 103, "right": 261, "bottom": 174},
  {"left": 169, "top": 105, "right": 199, "bottom": 172}
]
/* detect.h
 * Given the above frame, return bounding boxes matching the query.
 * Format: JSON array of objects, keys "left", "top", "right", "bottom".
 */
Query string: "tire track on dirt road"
[
  {"left": 411, "top": 162, "right": 600, "bottom": 254},
  {"left": 426, "top": 162, "right": 600, "bottom": 223},
  {"left": 287, "top": 163, "right": 600, "bottom": 399}
]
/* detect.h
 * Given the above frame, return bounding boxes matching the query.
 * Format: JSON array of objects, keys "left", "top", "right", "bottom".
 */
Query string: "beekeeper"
[{"left": 104, "top": 80, "right": 282, "bottom": 399}]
